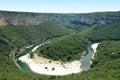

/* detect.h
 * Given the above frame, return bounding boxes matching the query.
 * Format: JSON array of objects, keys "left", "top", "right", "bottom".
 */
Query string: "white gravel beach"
[
  {"left": 19, "top": 54, "right": 82, "bottom": 75},
  {"left": 91, "top": 43, "right": 100, "bottom": 59}
]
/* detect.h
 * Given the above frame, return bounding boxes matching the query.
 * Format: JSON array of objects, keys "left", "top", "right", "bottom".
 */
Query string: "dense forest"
[
  {"left": 80, "top": 21, "right": 120, "bottom": 42},
  {"left": 36, "top": 34, "right": 87, "bottom": 62},
  {"left": 0, "top": 11, "right": 120, "bottom": 80},
  {"left": 0, "top": 22, "right": 72, "bottom": 48}
]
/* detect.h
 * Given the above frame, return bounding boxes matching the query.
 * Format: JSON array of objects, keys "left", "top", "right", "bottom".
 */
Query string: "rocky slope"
[{"left": 0, "top": 11, "right": 120, "bottom": 27}]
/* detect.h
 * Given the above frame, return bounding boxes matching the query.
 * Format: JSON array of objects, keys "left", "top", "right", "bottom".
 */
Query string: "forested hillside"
[
  {"left": 0, "top": 22, "right": 72, "bottom": 48},
  {"left": 0, "top": 11, "right": 120, "bottom": 80},
  {"left": 0, "top": 42, "right": 37, "bottom": 80},
  {"left": 36, "top": 34, "right": 87, "bottom": 62},
  {"left": 80, "top": 21, "right": 120, "bottom": 42}
]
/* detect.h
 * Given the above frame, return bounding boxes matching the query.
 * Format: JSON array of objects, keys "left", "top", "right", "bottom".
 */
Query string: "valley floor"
[{"left": 18, "top": 43, "right": 99, "bottom": 76}]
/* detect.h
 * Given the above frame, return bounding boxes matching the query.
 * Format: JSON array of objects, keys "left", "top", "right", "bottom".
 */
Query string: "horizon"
[
  {"left": 0, "top": 9, "right": 120, "bottom": 14},
  {"left": 0, "top": 0, "right": 120, "bottom": 13}
]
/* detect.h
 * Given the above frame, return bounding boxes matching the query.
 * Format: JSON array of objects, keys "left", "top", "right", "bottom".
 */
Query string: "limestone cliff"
[{"left": 0, "top": 11, "right": 120, "bottom": 27}]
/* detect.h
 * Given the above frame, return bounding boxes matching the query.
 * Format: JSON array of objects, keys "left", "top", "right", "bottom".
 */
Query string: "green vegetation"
[
  {"left": 0, "top": 22, "right": 73, "bottom": 80},
  {"left": 0, "top": 11, "right": 120, "bottom": 80},
  {"left": 0, "top": 41, "right": 60, "bottom": 80},
  {"left": 0, "top": 22, "right": 72, "bottom": 48},
  {"left": 46, "top": 41, "right": 120, "bottom": 80},
  {"left": 92, "top": 41, "right": 120, "bottom": 67},
  {"left": 0, "top": 40, "right": 37, "bottom": 80},
  {"left": 36, "top": 34, "right": 87, "bottom": 62},
  {"left": 80, "top": 22, "right": 120, "bottom": 42}
]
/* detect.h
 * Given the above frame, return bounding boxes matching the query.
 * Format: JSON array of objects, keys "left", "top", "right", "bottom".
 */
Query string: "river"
[
  {"left": 15, "top": 42, "right": 98, "bottom": 76},
  {"left": 81, "top": 45, "right": 94, "bottom": 70}
]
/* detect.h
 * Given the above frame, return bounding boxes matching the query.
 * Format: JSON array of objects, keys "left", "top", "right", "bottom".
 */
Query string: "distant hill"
[{"left": 0, "top": 10, "right": 120, "bottom": 31}]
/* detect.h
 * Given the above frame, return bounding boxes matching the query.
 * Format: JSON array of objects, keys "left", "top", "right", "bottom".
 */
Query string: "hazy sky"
[{"left": 0, "top": 0, "right": 120, "bottom": 13}]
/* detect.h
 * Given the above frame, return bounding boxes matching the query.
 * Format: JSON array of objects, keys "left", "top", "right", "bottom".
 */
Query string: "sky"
[{"left": 0, "top": 0, "right": 120, "bottom": 13}]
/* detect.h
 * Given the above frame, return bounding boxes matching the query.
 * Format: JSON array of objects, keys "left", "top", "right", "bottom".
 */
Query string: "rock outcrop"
[{"left": 0, "top": 11, "right": 120, "bottom": 26}]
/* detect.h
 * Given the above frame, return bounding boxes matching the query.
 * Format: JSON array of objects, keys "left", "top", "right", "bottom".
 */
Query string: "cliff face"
[
  {"left": 0, "top": 17, "right": 6, "bottom": 26},
  {"left": 0, "top": 11, "right": 120, "bottom": 26},
  {"left": 0, "top": 11, "right": 43, "bottom": 25}
]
